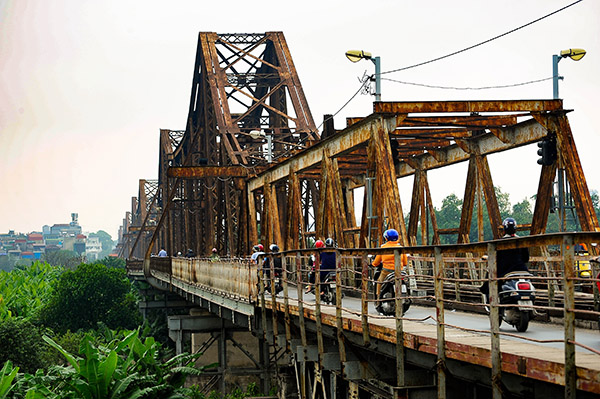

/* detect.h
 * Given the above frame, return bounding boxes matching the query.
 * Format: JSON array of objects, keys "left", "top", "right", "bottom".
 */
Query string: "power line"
[
  {"left": 381, "top": 76, "right": 554, "bottom": 91},
  {"left": 379, "top": 0, "right": 583, "bottom": 76},
  {"left": 272, "top": 79, "right": 368, "bottom": 161},
  {"left": 317, "top": 79, "right": 370, "bottom": 131}
]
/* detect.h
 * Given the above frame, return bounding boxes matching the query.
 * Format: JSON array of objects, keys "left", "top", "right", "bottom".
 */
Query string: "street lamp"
[
  {"left": 552, "top": 48, "right": 586, "bottom": 99},
  {"left": 345, "top": 50, "right": 381, "bottom": 101}
]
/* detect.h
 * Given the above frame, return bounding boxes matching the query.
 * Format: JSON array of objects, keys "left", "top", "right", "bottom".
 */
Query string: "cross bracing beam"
[{"left": 247, "top": 99, "right": 598, "bottom": 250}]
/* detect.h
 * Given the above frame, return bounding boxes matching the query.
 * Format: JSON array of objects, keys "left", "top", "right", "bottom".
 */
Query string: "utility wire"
[
  {"left": 379, "top": 0, "right": 583, "bottom": 76},
  {"left": 317, "top": 79, "right": 370, "bottom": 131},
  {"left": 277, "top": 0, "right": 582, "bottom": 160},
  {"left": 381, "top": 76, "right": 554, "bottom": 91}
]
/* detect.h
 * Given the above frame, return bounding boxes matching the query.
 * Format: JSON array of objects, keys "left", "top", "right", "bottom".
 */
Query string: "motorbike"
[
  {"left": 373, "top": 266, "right": 411, "bottom": 315},
  {"left": 496, "top": 272, "right": 536, "bottom": 332},
  {"left": 264, "top": 271, "right": 283, "bottom": 295},
  {"left": 319, "top": 271, "right": 337, "bottom": 305}
]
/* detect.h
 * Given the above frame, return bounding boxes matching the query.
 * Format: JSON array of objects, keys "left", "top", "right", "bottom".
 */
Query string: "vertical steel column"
[
  {"left": 488, "top": 242, "right": 501, "bottom": 399},
  {"left": 270, "top": 254, "right": 279, "bottom": 349},
  {"left": 394, "top": 249, "right": 405, "bottom": 390},
  {"left": 258, "top": 254, "right": 270, "bottom": 394},
  {"left": 361, "top": 254, "right": 370, "bottom": 346},
  {"left": 335, "top": 249, "right": 347, "bottom": 378},
  {"left": 282, "top": 255, "right": 292, "bottom": 354},
  {"left": 219, "top": 321, "right": 227, "bottom": 393},
  {"left": 296, "top": 251, "right": 308, "bottom": 399},
  {"left": 314, "top": 253, "right": 325, "bottom": 369},
  {"left": 434, "top": 246, "right": 446, "bottom": 399},
  {"left": 563, "top": 235, "right": 576, "bottom": 398}
]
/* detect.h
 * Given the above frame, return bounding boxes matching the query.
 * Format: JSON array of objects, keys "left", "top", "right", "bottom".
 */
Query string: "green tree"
[
  {"left": 95, "top": 256, "right": 126, "bottom": 269},
  {"left": 436, "top": 194, "right": 462, "bottom": 244},
  {"left": 511, "top": 198, "right": 533, "bottom": 236},
  {"left": 43, "top": 249, "right": 84, "bottom": 269},
  {"left": 0, "top": 261, "right": 62, "bottom": 321},
  {"left": 0, "top": 319, "right": 48, "bottom": 373},
  {"left": 40, "top": 263, "right": 140, "bottom": 333}
]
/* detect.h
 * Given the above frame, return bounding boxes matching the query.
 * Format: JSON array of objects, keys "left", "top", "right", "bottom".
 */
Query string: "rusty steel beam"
[
  {"left": 247, "top": 114, "right": 378, "bottom": 191},
  {"left": 167, "top": 166, "right": 253, "bottom": 178},
  {"left": 374, "top": 99, "right": 563, "bottom": 114},
  {"left": 395, "top": 118, "right": 547, "bottom": 177},
  {"left": 249, "top": 113, "right": 548, "bottom": 192},
  {"left": 399, "top": 114, "right": 520, "bottom": 127}
]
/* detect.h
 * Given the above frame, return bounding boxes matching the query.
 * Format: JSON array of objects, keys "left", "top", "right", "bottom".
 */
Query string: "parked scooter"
[
  {"left": 496, "top": 271, "right": 536, "bottom": 332},
  {"left": 373, "top": 266, "right": 411, "bottom": 315}
]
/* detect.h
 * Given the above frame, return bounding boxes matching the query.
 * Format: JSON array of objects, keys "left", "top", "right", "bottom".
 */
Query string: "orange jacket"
[{"left": 372, "top": 241, "right": 408, "bottom": 270}]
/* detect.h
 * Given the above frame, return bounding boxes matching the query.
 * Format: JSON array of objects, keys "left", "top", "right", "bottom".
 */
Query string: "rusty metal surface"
[
  {"left": 374, "top": 99, "right": 563, "bottom": 114},
  {"left": 167, "top": 166, "right": 253, "bottom": 178}
]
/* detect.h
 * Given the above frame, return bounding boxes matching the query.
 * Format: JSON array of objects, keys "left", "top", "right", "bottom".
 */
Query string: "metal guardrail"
[{"left": 130, "top": 232, "right": 600, "bottom": 398}]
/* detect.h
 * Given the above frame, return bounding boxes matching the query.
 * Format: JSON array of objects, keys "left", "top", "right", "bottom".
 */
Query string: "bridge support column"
[{"left": 169, "top": 311, "right": 266, "bottom": 394}]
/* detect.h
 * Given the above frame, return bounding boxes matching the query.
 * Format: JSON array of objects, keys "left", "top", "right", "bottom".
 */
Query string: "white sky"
[{"left": 1, "top": 0, "right": 599, "bottom": 239}]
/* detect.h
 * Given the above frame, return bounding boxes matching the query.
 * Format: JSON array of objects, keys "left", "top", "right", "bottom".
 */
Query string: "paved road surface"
[{"left": 290, "top": 289, "right": 600, "bottom": 354}]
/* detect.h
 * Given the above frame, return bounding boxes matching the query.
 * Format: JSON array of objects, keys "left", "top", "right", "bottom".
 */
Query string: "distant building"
[{"left": 85, "top": 236, "right": 102, "bottom": 261}]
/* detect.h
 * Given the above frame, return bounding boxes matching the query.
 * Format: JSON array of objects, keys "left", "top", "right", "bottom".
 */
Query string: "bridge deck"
[{"left": 270, "top": 295, "right": 600, "bottom": 393}]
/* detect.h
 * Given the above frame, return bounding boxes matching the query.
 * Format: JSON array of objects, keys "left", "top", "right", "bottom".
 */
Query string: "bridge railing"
[
  {"left": 253, "top": 232, "right": 600, "bottom": 397},
  {"left": 145, "top": 256, "right": 259, "bottom": 303}
]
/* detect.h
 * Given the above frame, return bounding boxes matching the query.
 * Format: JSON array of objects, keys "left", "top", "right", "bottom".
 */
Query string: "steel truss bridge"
[{"left": 120, "top": 32, "right": 600, "bottom": 398}]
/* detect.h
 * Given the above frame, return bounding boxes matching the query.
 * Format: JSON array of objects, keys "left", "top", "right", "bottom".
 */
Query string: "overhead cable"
[
  {"left": 379, "top": 0, "right": 583, "bottom": 76},
  {"left": 381, "top": 76, "right": 554, "bottom": 91}
]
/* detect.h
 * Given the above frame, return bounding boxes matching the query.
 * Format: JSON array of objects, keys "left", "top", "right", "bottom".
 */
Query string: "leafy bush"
[
  {"left": 95, "top": 256, "right": 126, "bottom": 269},
  {"left": 40, "top": 263, "right": 141, "bottom": 333},
  {"left": 0, "top": 319, "right": 48, "bottom": 373},
  {"left": 11, "top": 329, "right": 211, "bottom": 399},
  {"left": 0, "top": 262, "right": 62, "bottom": 321}
]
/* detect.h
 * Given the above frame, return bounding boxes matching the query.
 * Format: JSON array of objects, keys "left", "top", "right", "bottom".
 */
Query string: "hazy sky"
[{"left": 1, "top": 0, "right": 599, "bottom": 239}]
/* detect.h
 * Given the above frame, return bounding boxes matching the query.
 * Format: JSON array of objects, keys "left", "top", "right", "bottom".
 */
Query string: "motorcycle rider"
[
  {"left": 263, "top": 244, "right": 282, "bottom": 284},
  {"left": 372, "top": 229, "right": 407, "bottom": 312},
  {"left": 306, "top": 238, "right": 337, "bottom": 294},
  {"left": 480, "top": 217, "right": 530, "bottom": 302},
  {"left": 251, "top": 243, "right": 265, "bottom": 264}
]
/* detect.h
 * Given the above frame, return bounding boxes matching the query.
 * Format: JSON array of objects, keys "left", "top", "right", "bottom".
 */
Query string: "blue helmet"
[{"left": 383, "top": 229, "right": 399, "bottom": 242}]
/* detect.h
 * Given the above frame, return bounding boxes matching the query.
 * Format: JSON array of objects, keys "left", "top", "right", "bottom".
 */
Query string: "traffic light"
[{"left": 537, "top": 136, "right": 557, "bottom": 166}]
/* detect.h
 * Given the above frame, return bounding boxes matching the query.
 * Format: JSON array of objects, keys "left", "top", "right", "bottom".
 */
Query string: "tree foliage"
[
  {"left": 40, "top": 263, "right": 140, "bottom": 333},
  {"left": 95, "top": 256, "right": 126, "bottom": 269},
  {"left": 0, "top": 262, "right": 62, "bottom": 321},
  {"left": 42, "top": 250, "right": 84, "bottom": 269},
  {"left": 5, "top": 329, "right": 212, "bottom": 399},
  {"left": 0, "top": 319, "right": 48, "bottom": 373}
]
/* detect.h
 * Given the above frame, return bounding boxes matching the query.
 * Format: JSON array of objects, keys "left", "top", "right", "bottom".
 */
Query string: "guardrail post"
[
  {"left": 563, "top": 235, "right": 576, "bottom": 399},
  {"left": 258, "top": 255, "right": 270, "bottom": 395},
  {"left": 296, "top": 251, "right": 308, "bottom": 399},
  {"left": 361, "top": 253, "right": 370, "bottom": 346},
  {"left": 335, "top": 250, "right": 347, "bottom": 382},
  {"left": 270, "top": 254, "right": 279, "bottom": 348},
  {"left": 314, "top": 253, "right": 325, "bottom": 369},
  {"left": 394, "top": 249, "right": 405, "bottom": 390},
  {"left": 282, "top": 254, "right": 291, "bottom": 353},
  {"left": 488, "top": 242, "right": 501, "bottom": 399},
  {"left": 434, "top": 246, "right": 446, "bottom": 399}
]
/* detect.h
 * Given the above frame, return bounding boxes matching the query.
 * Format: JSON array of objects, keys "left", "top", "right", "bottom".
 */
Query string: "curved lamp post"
[
  {"left": 345, "top": 50, "right": 381, "bottom": 101},
  {"left": 553, "top": 48, "right": 586, "bottom": 99}
]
